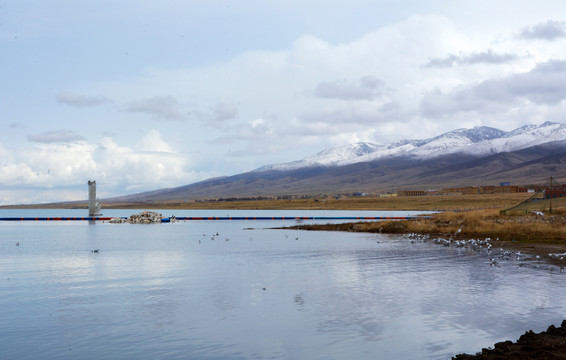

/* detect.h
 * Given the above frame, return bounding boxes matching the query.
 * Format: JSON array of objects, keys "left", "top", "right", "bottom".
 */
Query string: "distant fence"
[{"left": 500, "top": 191, "right": 546, "bottom": 215}]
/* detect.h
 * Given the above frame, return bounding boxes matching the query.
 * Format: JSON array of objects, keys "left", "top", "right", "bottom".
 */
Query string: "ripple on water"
[{"left": 1, "top": 215, "right": 566, "bottom": 360}]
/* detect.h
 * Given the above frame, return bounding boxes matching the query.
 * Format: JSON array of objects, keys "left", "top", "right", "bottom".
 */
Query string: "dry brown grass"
[
  {"left": 379, "top": 210, "right": 565, "bottom": 243},
  {"left": 10, "top": 192, "right": 530, "bottom": 211},
  {"left": 0, "top": 193, "right": 535, "bottom": 211},
  {"left": 416, "top": 210, "right": 566, "bottom": 242},
  {"left": 293, "top": 209, "right": 566, "bottom": 244}
]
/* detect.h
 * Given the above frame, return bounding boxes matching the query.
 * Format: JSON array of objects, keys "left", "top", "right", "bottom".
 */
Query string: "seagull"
[{"left": 15, "top": 242, "right": 19, "bottom": 247}]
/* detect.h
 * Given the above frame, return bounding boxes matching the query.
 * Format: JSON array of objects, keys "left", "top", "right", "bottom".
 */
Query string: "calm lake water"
[{"left": 1, "top": 209, "right": 565, "bottom": 360}]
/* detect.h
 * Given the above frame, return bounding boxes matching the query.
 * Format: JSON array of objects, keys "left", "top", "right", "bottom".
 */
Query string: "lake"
[{"left": 1, "top": 209, "right": 565, "bottom": 359}]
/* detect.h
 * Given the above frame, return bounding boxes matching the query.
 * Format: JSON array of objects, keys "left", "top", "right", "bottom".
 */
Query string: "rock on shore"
[{"left": 453, "top": 320, "right": 566, "bottom": 359}]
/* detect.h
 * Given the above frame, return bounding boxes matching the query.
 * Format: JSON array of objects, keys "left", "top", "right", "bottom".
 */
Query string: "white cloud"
[
  {"left": 27, "top": 129, "right": 85, "bottom": 143},
  {"left": 300, "top": 101, "right": 403, "bottom": 127},
  {"left": 313, "top": 76, "right": 386, "bottom": 101},
  {"left": 520, "top": 20, "right": 566, "bottom": 41},
  {"left": 135, "top": 129, "right": 173, "bottom": 153},
  {"left": 83, "top": 13, "right": 566, "bottom": 163},
  {"left": 203, "top": 102, "right": 239, "bottom": 128},
  {"left": 0, "top": 189, "right": 86, "bottom": 206},
  {"left": 236, "top": 118, "right": 276, "bottom": 141},
  {"left": 57, "top": 92, "right": 111, "bottom": 107},
  {"left": 212, "top": 102, "right": 239, "bottom": 121},
  {"left": 99, "top": 15, "right": 462, "bottom": 147},
  {"left": 421, "top": 59, "right": 566, "bottom": 118},
  {"left": 0, "top": 130, "right": 213, "bottom": 204},
  {"left": 126, "top": 96, "right": 186, "bottom": 121},
  {"left": 424, "top": 49, "right": 521, "bottom": 68}
]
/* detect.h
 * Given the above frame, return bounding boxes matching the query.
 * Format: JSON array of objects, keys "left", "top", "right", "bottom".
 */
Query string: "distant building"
[
  {"left": 545, "top": 188, "right": 566, "bottom": 200},
  {"left": 398, "top": 190, "right": 427, "bottom": 197},
  {"left": 442, "top": 187, "right": 479, "bottom": 195},
  {"left": 353, "top": 192, "right": 369, "bottom": 197},
  {"left": 442, "top": 185, "right": 527, "bottom": 194}
]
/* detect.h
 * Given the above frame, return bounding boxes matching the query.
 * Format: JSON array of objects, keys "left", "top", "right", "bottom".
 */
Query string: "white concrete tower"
[{"left": 88, "top": 180, "right": 102, "bottom": 216}]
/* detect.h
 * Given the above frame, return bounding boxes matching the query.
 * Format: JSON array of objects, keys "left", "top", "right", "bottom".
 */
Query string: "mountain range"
[
  {"left": 256, "top": 121, "right": 566, "bottom": 170},
  {"left": 107, "top": 121, "right": 566, "bottom": 203}
]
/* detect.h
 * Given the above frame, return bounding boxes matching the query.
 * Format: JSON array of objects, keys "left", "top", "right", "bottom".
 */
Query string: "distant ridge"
[{"left": 105, "top": 122, "right": 566, "bottom": 203}]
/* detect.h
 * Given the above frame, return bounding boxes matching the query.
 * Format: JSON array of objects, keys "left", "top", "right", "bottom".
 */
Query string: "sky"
[{"left": 2, "top": 0, "right": 566, "bottom": 205}]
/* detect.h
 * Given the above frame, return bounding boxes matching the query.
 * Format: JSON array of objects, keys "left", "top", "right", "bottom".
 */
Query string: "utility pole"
[{"left": 549, "top": 176, "right": 553, "bottom": 214}]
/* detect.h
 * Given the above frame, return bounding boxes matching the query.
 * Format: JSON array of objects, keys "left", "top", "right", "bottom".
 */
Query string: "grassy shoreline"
[{"left": 289, "top": 208, "right": 566, "bottom": 266}]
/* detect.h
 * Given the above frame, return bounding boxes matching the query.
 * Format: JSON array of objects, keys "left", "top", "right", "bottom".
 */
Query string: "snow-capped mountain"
[
  {"left": 109, "top": 121, "right": 566, "bottom": 203},
  {"left": 255, "top": 142, "right": 384, "bottom": 171},
  {"left": 465, "top": 121, "right": 566, "bottom": 156},
  {"left": 256, "top": 121, "right": 566, "bottom": 172}
]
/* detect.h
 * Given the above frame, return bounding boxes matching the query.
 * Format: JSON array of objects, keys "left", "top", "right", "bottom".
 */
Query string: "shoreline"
[
  {"left": 286, "top": 211, "right": 566, "bottom": 267},
  {"left": 285, "top": 211, "right": 566, "bottom": 358}
]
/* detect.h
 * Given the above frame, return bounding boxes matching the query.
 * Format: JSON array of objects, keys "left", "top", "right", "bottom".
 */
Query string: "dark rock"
[{"left": 453, "top": 321, "right": 566, "bottom": 359}]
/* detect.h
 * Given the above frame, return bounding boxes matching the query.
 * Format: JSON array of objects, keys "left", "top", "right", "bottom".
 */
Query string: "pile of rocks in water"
[
  {"left": 109, "top": 211, "right": 163, "bottom": 224},
  {"left": 127, "top": 211, "right": 163, "bottom": 223}
]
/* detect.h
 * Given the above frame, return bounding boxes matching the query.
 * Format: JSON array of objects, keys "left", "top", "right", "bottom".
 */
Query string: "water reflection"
[{"left": 0, "top": 217, "right": 565, "bottom": 359}]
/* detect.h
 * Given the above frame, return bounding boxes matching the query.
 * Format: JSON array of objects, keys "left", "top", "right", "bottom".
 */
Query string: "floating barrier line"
[
  {"left": 0, "top": 217, "right": 117, "bottom": 221},
  {"left": 158, "top": 216, "right": 427, "bottom": 222},
  {"left": 0, "top": 216, "right": 428, "bottom": 222},
  {"left": 166, "top": 216, "right": 421, "bottom": 221}
]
